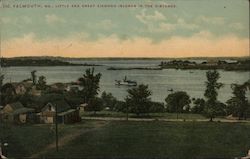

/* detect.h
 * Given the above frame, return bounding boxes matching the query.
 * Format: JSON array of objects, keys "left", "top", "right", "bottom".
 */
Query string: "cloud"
[
  {"left": 45, "top": 14, "right": 65, "bottom": 24},
  {"left": 196, "top": 16, "right": 225, "bottom": 25},
  {"left": 2, "top": 17, "right": 12, "bottom": 24},
  {"left": 88, "top": 19, "right": 116, "bottom": 30},
  {"left": 2, "top": 16, "right": 31, "bottom": 25},
  {"left": 22, "top": 16, "right": 32, "bottom": 24},
  {"left": 229, "top": 23, "right": 244, "bottom": 30},
  {"left": 159, "top": 23, "right": 176, "bottom": 32},
  {"left": 2, "top": 32, "right": 248, "bottom": 58},
  {"left": 136, "top": 10, "right": 199, "bottom": 33},
  {"left": 177, "top": 18, "right": 199, "bottom": 30},
  {"left": 136, "top": 9, "right": 166, "bottom": 24}
]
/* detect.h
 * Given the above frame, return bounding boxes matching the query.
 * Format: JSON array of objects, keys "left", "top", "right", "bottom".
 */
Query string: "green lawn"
[
  {"left": 1, "top": 121, "right": 250, "bottom": 158},
  {"left": 0, "top": 121, "right": 101, "bottom": 158},
  {"left": 43, "top": 121, "right": 250, "bottom": 158}
]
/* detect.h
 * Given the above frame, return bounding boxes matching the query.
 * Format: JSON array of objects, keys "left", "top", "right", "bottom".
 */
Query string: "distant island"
[
  {"left": 1, "top": 56, "right": 249, "bottom": 71},
  {"left": 0, "top": 58, "right": 102, "bottom": 67},
  {"left": 159, "top": 59, "right": 250, "bottom": 71}
]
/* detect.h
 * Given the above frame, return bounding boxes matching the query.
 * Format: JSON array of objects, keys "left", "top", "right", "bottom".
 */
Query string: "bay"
[{"left": 2, "top": 59, "right": 249, "bottom": 103}]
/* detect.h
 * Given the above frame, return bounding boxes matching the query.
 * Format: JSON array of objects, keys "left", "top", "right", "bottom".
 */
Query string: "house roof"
[
  {"left": 5, "top": 102, "right": 35, "bottom": 115},
  {"left": 58, "top": 109, "right": 76, "bottom": 116},
  {"left": 37, "top": 93, "right": 65, "bottom": 104},
  {"left": 43, "top": 100, "right": 71, "bottom": 113},
  {"left": 13, "top": 107, "right": 35, "bottom": 115},
  {"left": 8, "top": 102, "right": 24, "bottom": 110}
]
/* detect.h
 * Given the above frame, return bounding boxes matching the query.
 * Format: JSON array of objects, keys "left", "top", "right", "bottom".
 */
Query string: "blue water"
[{"left": 2, "top": 59, "right": 250, "bottom": 103}]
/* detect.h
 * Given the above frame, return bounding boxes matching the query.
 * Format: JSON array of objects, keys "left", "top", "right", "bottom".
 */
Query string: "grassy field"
[
  {"left": 1, "top": 121, "right": 250, "bottom": 158},
  {"left": 44, "top": 121, "right": 250, "bottom": 158},
  {"left": 0, "top": 121, "right": 101, "bottom": 158}
]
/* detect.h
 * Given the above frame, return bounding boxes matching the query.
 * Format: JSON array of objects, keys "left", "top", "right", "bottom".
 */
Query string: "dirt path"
[
  {"left": 82, "top": 116, "right": 250, "bottom": 123},
  {"left": 31, "top": 121, "right": 108, "bottom": 158}
]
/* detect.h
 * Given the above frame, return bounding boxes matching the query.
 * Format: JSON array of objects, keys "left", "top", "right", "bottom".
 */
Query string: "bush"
[
  {"left": 165, "top": 91, "right": 191, "bottom": 113},
  {"left": 85, "top": 97, "right": 103, "bottom": 114},
  {"left": 149, "top": 102, "right": 165, "bottom": 113}
]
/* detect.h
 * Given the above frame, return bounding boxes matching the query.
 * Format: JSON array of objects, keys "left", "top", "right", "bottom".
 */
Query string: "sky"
[{"left": 0, "top": 0, "right": 249, "bottom": 57}]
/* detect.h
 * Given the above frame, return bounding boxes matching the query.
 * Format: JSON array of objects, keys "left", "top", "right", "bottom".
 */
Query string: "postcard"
[{"left": 0, "top": 0, "right": 249, "bottom": 158}]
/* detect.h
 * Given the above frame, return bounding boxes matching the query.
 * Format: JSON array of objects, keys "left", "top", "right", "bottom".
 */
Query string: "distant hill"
[{"left": 0, "top": 57, "right": 101, "bottom": 67}]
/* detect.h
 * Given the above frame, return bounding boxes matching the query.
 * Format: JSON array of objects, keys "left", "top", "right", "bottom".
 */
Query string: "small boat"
[
  {"left": 168, "top": 88, "right": 173, "bottom": 92},
  {"left": 115, "top": 76, "right": 137, "bottom": 86}
]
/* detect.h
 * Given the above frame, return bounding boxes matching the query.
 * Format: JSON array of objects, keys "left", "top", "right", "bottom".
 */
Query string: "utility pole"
[
  {"left": 55, "top": 104, "right": 58, "bottom": 152},
  {"left": 126, "top": 104, "right": 128, "bottom": 121},
  {"left": 176, "top": 104, "right": 178, "bottom": 120}
]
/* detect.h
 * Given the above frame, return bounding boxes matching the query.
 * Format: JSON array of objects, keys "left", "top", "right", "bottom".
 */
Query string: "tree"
[
  {"left": 101, "top": 91, "right": 117, "bottom": 110},
  {"left": 37, "top": 76, "right": 47, "bottom": 90},
  {"left": 0, "top": 75, "right": 4, "bottom": 105},
  {"left": 31, "top": 70, "right": 37, "bottom": 85},
  {"left": 113, "top": 101, "right": 126, "bottom": 112},
  {"left": 149, "top": 101, "right": 165, "bottom": 113},
  {"left": 165, "top": 91, "right": 191, "bottom": 119},
  {"left": 85, "top": 97, "right": 103, "bottom": 114},
  {"left": 0, "top": 74, "right": 4, "bottom": 88},
  {"left": 191, "top": 98, "right": 205, "bottom": 114},
  {"left": 1, "top": 83, "right": 17, "bottom": 105},
  {"left": 78, "top": 68, "right": 102, "bottom": 103},
  {"left": 204, "top": 70, "right": 223, "bottom": 121},
  {"left": 125, "top": 84, "right": 152, "bottom": 116},
  {"left": 226, "top": 80, "right": 249, "bottom": 120}
]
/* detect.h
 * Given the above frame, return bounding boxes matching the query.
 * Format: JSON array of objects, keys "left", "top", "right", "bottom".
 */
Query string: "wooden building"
[
  {"left": 38, "top": 100, "right": 80, "bottom": 124},
  {"left": 0, "top": 102, "right": 35, "bottom": 124}
]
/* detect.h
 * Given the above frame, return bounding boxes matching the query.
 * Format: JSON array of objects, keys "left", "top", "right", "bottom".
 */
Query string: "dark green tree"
[
  {"left": 149, "top": 101, "right": 165, "bottom": 113},
  {"left": 85, "top": 97, "right": 103, "bottom": 114},
  {"left": 0, "top": 74, "right": 4, "bottom": 88},
  {"left": 78, "top": 68, "right": 102, "bottom": 103},
  {"left": 31, "top": 70, "right": 37, "bottom": 85},
  {"left": 125, "top": 84, "right": 152, "bottom": 116},
  {"left": 37, "top": 76, "right": 47, "bottom": 90},
  {"left": 101, "top": 91, "right": 117, "bottom": 110},
  {"left": 191, "top": 98, "right": 205, "bottom": 114},
  {"left": 1, "top": 83, "right": 17, "bottom": 105},
  {"left": 226, "top": 80, "right": 250, "bottom": 120},
  {"left": 204, "top": 70, "right": 223, "bottom": 121},
  {"left": 165, "top": 91, "right": 191, "bottom": 118},
  {"left": 113, "top": 101, "right": 126, "bottom": 112},
  {"left": 0, "top": 75, "right": 4, "bottom": 105}
]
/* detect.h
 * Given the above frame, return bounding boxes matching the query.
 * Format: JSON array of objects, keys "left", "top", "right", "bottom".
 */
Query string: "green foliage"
[
  {"left": 31, "top": 70, "right": 37, "bottom": 85},
  {"left": 191, "top": 98, "right": 205, "bottom": 114},
  {"left": 1, "top": 83, "right": 17, "bottom": 105},
  {"left": 204, "top": 70, "right": 223, "bottom": 121},
  {"left": 78, "top": 68, "right": 102, "bottom": 103},
  {"left": 101, "top": 91, "right": 117, "bottom": 110},
  {"left": 18, "top": 93, "right": 34, "bottom": 107},
  {"left": 0, "top": 74, "right": 4, "bottom": 105},
  {"left": 64, "top": 93, "right": 85, "bottom": 109},
  {"left": 0, "top": 74, "right": 4, "bottom": 88},
  {"left": 86, "top": 97, "right": 103, "bottom": 114},
  {"left": 125, "top": 84, "right": 152, "bottom": 116},
  {"left": 36, "top": 76, "right": 47, "bottom": 90},
  {"left": 113, "top": 101, "right": 126, "bottom": 112},
  {"left": 165, "top": 91, "right": 191, "bottom": 113},
  {"left": 226, "top": 81, "right": 249, "bottom": 119},
  {"left": 149, "top": 101, "right": 165, "bottom": 113}
]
